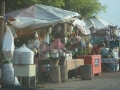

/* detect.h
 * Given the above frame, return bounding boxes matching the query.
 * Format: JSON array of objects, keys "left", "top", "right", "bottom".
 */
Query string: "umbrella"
[
  {"left": 84, "top": 16, "right": 116, "bottom": 35},
  {"left": 5, "top": 4, "right": 80, "bottom": 29}
]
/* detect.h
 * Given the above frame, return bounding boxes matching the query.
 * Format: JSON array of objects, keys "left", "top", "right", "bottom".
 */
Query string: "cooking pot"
[{"left": 50, "top": 52, "right": 59, "bottom": 58}]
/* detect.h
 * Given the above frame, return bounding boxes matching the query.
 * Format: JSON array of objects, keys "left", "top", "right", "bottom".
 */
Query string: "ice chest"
[{"left": 77, "top": 55, "right": 101, "bottom": 76}]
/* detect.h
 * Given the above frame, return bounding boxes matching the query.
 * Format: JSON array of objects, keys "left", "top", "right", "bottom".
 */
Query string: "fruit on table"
[
  {"left": 106, "top": 54, "right": 111, "bottom": 58},
  {"left": 106, "top": 54, "right": 114, "bottom": 58},
  {"left": 83, "top": 48, "right": 88, "bottom": 55}
]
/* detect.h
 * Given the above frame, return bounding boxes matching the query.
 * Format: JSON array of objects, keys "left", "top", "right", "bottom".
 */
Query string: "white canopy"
[
  {"left": 5, "top": 4, "right": 80, "bottom": 29},
  {"left": 84, "top": 16, "right": 116, "bottom": 35}
]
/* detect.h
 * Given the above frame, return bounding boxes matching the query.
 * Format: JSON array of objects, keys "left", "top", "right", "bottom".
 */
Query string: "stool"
[{"left": 14, "top": 64, "right": 36, "bottom": 89}]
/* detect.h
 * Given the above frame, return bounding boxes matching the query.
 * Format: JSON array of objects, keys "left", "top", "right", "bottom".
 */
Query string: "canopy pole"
[
  {"left": 48, "top": 27, "right": 52, "bottom": 53},
  {"left": 0, "top": 1, "right": 5, "bottom": 69}
]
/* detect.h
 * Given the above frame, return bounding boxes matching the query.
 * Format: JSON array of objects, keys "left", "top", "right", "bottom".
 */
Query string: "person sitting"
[{"left": 91, "top": 42, "right": 105, "bottom": 55}]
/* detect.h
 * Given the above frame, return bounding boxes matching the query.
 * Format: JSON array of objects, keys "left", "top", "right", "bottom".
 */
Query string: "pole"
[
  {"left": 118, "top": 35, "right": 120, "bottom": 71},
  {"left": 0, "top": 1, "right": 5, "bottom": 69}
]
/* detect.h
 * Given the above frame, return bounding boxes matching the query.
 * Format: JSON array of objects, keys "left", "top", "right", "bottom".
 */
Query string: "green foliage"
[
  {"left": 0, "top": 0, "right": 107, "bottom": 19},
  {"left": 63, "top": 0, "right": 107, "bottom": 19},
  {"left": 0, "top": 0, "right": 42, "bottom": 13},
  {"left": 2, "top": 59, "right": 11, "bottom": 64},
  {"left": 41, "top": 0, "right": 65, "bottom": 8}
]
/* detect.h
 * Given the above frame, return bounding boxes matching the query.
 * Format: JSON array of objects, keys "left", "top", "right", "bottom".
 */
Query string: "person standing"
[{"left": 91, "top": 42, "right": 106, "bottom": 55}]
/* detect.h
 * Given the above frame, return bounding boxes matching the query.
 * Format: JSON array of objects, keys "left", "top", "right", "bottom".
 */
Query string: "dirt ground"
[
  {"left": 39, "top": 71, "right": 120, "bottom": 90},
  {"left": 1, "top": 71, "right": 120, "bottom": 90}
]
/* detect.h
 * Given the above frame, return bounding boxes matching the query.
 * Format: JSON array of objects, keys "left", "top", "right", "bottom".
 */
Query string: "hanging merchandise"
[
  {"left": 40, "top": 41, "right": 50, "bottom": 53},
  {"left": 48, "top": 27, "right": 52, "bottom": 34},
  {"left": 2, "top": 26, "right": 15, "bottom": 61},
  {"left": 40, "top": 41, "right": 47, "bottom": 52},
  {"left": 72, "top": 19, "right": 87, "bottom": 35},
  {"left": 34, "top": 39, "right": 40, "bottom": 49},
  {"left": 57, "top": 24, "right": 62, "bottom": 33},
  {"left": 76, "top": 25, "right": 87, "bottom": 35},
  {"left": 79, "top": 37, "right": 86, "bottom": 48},
  {"left": 28, "top": 39, "right": 35, "bottom": 49},
  {"left": 76, "top": 36, "right": 81, "bottom": 42},
  {"left": 45, "top": 33, "right": 49, "bottom": 44},
  {"left": 35, "top": 31, "right": 38, "bottom": 37},
  {"left": 39, "top": 41, "right": 50, "bottom": 60}
]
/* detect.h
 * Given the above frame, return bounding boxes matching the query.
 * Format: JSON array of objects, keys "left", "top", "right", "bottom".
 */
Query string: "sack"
[
  {"left": 2, "top": 63, "right": 14, "bottom": 85},
  {"left": 2, "top": 27, "right": 15, "bottom": 60},
  {"left": 2, "top": 63, "right": 20, "bottom": 85}
]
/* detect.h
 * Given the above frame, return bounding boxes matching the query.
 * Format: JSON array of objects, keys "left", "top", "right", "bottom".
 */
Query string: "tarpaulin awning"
[{"left": 5, "top": 4, "right": 80, "bottom": 29}]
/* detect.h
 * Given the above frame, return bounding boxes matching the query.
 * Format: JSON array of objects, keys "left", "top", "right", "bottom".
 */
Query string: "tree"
[
  {"left": 0, "top": 0, "right": 42, "bottom": 14},
  {"left": 63, "top": 0, "right": 107, "bottom": 19},
  {"left": 0, "top": 0, "right": 107, "bottom": 19},
  {"left": 41, "top": 0, "right": 64, "bottom": 8},
  {"left": 0, "top": 0, "right": 64, "bottom": 14}
]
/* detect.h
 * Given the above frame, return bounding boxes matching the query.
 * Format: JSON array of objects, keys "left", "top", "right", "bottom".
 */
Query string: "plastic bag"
[
  {"left": 2, "top": 27, "right": 15, "bottom": 61},
  {"left": 34, "top": 39, "right": 40, "bottom": 49}
]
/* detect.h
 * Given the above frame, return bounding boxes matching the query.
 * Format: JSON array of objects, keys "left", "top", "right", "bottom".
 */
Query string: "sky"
[{"left": 98, "top": 0, "right": 120, "bottom": 27}]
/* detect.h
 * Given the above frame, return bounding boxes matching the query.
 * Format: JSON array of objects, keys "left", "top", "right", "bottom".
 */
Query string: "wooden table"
[
  {"left": 66, "top": 59, "right": 84, "bottom": 71},
  {"left": 39, "top": 59, "right": 84, "bottom": 71},
  {"left": 38, "top": 59, "right": 84, "bottom": 82}
]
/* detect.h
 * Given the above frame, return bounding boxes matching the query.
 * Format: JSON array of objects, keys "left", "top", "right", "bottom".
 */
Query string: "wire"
[{"left": 103, "top": 13, "right": 120, "bottom": 21}]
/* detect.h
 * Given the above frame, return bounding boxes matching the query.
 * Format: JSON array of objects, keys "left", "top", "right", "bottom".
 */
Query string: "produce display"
[{"left": 100, "top": 48, "right": 115, "bottom": 58}]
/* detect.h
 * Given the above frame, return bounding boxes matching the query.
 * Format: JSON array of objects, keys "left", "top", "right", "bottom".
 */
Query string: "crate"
[{"left": 77, "top": 55, "right": 101, "bottom": 76}]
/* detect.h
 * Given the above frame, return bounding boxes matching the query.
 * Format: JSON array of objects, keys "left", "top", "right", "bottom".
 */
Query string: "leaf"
[
  {"left": 17, "top": 1, "right": 21, "bottom": 4},
  {"left": 2, "top": 59, "right": 11, "bottom": 64}
]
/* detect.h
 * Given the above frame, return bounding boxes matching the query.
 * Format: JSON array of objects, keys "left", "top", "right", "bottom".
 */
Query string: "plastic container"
[
  {"left": 77, "top": 55, "right": 101, "bottom": 76},
  {"left": 13, "top": 44, "right": 34, "bottom": 64}
]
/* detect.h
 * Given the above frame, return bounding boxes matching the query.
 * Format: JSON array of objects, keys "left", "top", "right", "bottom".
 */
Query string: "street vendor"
[{"left": 91, "top": 42, "right": 106, "bottom": 55}]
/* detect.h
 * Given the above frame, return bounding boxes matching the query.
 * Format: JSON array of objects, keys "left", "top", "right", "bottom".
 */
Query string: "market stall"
[
  {"left": 2, "top": 3, "right": 119, "bottom": 88},
  {"left": 2, "top": 4, "right": 87, "bottom": 87},
  {"left": 77, "top": 16, "right": 119, "bottom": 74}
]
